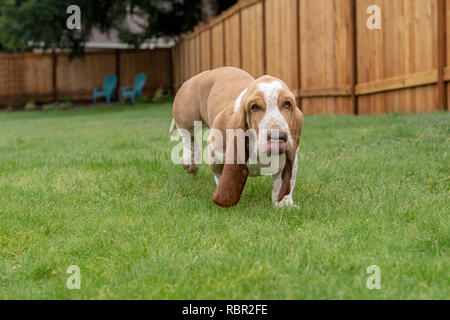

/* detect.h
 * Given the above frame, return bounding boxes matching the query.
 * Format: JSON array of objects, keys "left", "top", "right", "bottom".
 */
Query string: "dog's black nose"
[{"left": 268, "top": 131, "right": 287, "bottom": 141}]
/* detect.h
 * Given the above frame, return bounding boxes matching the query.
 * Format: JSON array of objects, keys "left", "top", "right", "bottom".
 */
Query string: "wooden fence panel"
[
  {"left": 172, "top": 44, "right": 181, "bottom": 91},
  {"left": 0, "top": 54, "right": 25, "bottom": 105},
  {"left": 265, "top": 0, "right": 299, "bottom": 93},
  {"left": 211, "top": 24, "right": 225, "bottom": 68},
  {"left": 241, "top": 2, "right": 264, "bottom": 78},
  {"left": 188, "top": 37, "right": 196, "bottom": 78},
  {"left": 23, "top": 54, "right": 53, "bottom": 100},
  {"left": 173, "top": 0, "right": 447, "bottom": 115},
  {"left": 120, "top": 49, "right": 172, "bottom": 97},
  {"left": 195, "top": 34, "right": 202, "bottom": 76},
  {"left": 224, "top": 13, "right": 241, "bottom": 68},
  {"left": 356, "top": 0, "right": 439, "bottom": 114},
  {"left": 200, "top": 30, "right": 212, "bottom": 72},
  {"left": 0, "top": 49, "right": 172, "bottom": 106},
  {"left": 446, "top": 0, "right": 450, "bottom": 109},
  {"left": 56, "top": 52, "right": 116, "bottom": 100},
  {"left": 182, "top": 39, "right": 189, "bottom": 83},
  {"left": 299, "top": 0, "right": 354, "bottom": 114}
]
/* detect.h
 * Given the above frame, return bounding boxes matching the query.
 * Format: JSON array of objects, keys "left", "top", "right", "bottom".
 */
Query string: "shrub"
[
  {"left": 58, "top": 100, "right": 74, "bottom": 109},
  {"left": 136, "top": 95, "right": 150, "bottom": 104},
  {"left": 151, "top": 86, "right": 172, "bottom": 103},
  {"left": 42, "top": 100, "right": 74, "bottom": 111},
  {"left": 25, "top": 102, "right": 37, "bottom": 111},
  {"left": 42, "top": 103, "right": 56, "bottom": 111},
  {"left": 16, "top": 101, "right": 26, "bottom": 110}
]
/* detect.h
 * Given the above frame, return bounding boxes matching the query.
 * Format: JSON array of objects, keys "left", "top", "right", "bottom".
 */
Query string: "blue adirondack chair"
[
  {"left": 93, "top": 74, "right": 117, "bottom": 104},
  {"left": 120, "top": 73, "right": 147, "bottom": 103}
]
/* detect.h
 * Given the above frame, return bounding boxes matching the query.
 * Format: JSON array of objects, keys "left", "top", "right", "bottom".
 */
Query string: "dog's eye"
[
  {"left": 282, "top": 101, "right": 291, "bottom": 109},
  {"left": 251, "top": 104, "right": 262, "bottom": 112}
]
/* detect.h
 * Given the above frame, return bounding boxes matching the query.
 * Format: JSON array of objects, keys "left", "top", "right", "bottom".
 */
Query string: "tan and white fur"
[{"left": 171, "top": 67, "right": 303, "bottom": 208}]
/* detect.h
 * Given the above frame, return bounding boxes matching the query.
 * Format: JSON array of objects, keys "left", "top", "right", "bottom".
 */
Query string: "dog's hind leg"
[{"left": 180, "top": 129, "right": 200, "bottom": 175}]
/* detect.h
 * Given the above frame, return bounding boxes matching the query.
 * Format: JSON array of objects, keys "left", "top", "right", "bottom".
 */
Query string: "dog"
[{"left": 171, "top": 67, "right": 303, "bottom": 208}]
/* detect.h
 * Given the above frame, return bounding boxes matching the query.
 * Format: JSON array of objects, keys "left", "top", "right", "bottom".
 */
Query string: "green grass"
[{"left": 0, "top": 103, "right": 448, "bottom": 299}]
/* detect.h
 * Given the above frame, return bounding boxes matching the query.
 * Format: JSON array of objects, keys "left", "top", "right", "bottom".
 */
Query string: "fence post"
[
  {"left": 296, "top": 0, "right": 302, "bottom": 109},
  {"left": 222, "top": 22, "right": 227, "bottom": 66},
  {"left": 437, "top": 0, "right": 447, "bottom": 110},
  {"left": 51, "top": 50, "right": 57, "bottom": 102},
  {"left": 199, "top": 32, "right": 204, "bottom": 72},
  {"left": 351, "top": 0, "right": 358, "bottom": 115},
  {"left": 210, "top": 27, "right": 213, "bottom": 69},
  {"left": 115, "top": 49, "right": 121, "bottom": 101},
  {"left": 170, "top": 47, "right": 175, "bottom": 94},
  {"left": 262, "top": 0, "right": 267, "bottom": 74},
  {"left": 239, "top": 7, "right": 243, "bottom": 69}
]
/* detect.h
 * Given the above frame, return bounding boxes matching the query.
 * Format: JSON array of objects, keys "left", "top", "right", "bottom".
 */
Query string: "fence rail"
[
  {"left": 172, "top": 0, "right": 449, "bottom": 115},
  {"left": 0, "top": 49, "right": 172, "bottom": 106}
]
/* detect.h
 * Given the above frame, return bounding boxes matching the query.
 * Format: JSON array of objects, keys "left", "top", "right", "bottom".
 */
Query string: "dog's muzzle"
[{"left": 267, "top": 131, "right": 287, "bottom": 155}]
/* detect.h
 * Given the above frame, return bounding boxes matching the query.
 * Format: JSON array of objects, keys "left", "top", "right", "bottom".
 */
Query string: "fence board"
[
  {"left": 300, "top": 0, "right": 354, "bottom": 114},
  {"left": 224, "top": 13, "right": 241, "bottom": 67},
  {"left": 211, "top": 24, "right": 225, "bottom": 68},
  {"left": 56, "top": 52, "right": 116, "bottom": 100},
  {"left": 195, "top": 34, "right": 202, "bottom": 76},
  {"left": 199, "top": 30, "right": 211, "bottom": 73},
  {"left": 0, "top": 49, "right": 172, "bottom": 106},
  {"left": 265, "top": 0, "right": 299, "bottom": 92},
  {"left": 23, "top": 54, "right": 53, "bottom": 100},
  {"left": 241, "top": 2, "right": 264, "bottom": 78},
  {"left": 188, "top": 37, "right": 196, "bottom": 78},
  {"left": 446, "top": 0, "right": 450, "bottom": 109},
  {"left": 120, "top": 49, "right": 172, "bottom": 97},
  {"left": 357, "top": 0, "right": 439, "bottom": 114},
  {"left": 172, "top": 0, "right": 447, "bottom": 115}
]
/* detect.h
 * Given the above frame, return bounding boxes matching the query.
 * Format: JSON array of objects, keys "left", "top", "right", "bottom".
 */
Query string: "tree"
[
  {"left": 117, "top": 0, "right": 237, "bottom": 48},
  {"left": 0, "top": 0, "right": 128, "bottom": 57},
  {"left": 0, "top": 0, "right": 237, "bottom": 57},
  {"left": 201, "top": 0, "right": 217, "bottom": 23}
]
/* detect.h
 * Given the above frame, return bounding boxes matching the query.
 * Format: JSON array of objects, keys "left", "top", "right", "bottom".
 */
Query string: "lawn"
[{"left": 0, "top": 103, "right": 448, "bottom": 299}]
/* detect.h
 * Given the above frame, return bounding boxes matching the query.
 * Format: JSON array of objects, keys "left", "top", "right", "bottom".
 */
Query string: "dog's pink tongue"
[{"left": 267, "top": 140, "right": 287, "bottom": 155}]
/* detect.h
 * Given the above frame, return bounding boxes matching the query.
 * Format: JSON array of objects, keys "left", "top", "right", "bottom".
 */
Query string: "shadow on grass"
[{"left": 0, "top": 102, "right": 172, "bottom": 120}]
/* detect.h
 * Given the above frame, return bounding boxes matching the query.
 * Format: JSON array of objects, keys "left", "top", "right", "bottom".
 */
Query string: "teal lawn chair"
[
  {"left": 93, "top": 74, "right": 117, "bottom": 104},
  {"left": 120, "top": 73, "right": 147, "bottom": 103}
]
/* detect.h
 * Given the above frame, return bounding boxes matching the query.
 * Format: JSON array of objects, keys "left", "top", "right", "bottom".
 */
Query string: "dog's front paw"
[
  {"left": 182, "top": 163, "right": 199, "bottom": 175},
  {"left": 274, "top": 196, "right": 299, "bottom": 209}
]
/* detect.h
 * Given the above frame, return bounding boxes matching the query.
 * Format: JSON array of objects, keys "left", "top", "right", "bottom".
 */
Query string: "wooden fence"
[
  {"left": 0, "top": 49, "right": 172, "bottom": 106},
  {"left": 172, "top": 0, "right": 449, "bottom": 115}
]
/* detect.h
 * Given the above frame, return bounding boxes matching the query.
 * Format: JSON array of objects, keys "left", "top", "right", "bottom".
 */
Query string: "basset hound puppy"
[{"left": 171, "top": 67, "right": 303, "bottom": 208}]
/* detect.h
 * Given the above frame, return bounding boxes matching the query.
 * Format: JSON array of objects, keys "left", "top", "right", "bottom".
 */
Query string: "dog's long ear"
[
  {"left": 212, "top": 108, "right": 249, "bottom": 208},
  {"left": 277, "top": 107, "right": 303, "bottom": 202}
]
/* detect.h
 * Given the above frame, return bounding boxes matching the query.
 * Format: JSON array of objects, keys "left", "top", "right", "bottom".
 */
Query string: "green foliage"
[
  {"left": 0, "top": 104, "right": 448, "bottom": 299},
  {"left": 0, "top": 0, "right": 127, "bottom": 57},
  {"left": 42, "top": 100, "right": 74, "bottom": 110},
  {"left": 151, "top": 87, "right": 172, "bottom": 103},
  {"left": 24, "top": 101, "right": 37, "bottom": 111},
  {"left": 14, "top": 100, "right": 25, "bottom": 109},
  {"left": 0, "top": 0, "right": 238, "bottom": 56},
  {"left": 116, "top": 1, "right": 238, "bottom": 47},
  {"left": 135, "top": 94, "right": 150, "bottom": 104}
]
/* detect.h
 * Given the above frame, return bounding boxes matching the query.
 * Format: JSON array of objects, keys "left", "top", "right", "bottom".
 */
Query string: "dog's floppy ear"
[
  {"left": 277, "top": 107, "right": 303, "bottom": 202},
  {"left": 212, "top": 107, "right": 249, "bottom": 208}
]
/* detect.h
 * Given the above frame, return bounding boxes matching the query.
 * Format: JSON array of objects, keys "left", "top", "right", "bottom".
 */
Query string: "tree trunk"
[{"left": 201, "top": 0, "right": 218, "bottom": 23}]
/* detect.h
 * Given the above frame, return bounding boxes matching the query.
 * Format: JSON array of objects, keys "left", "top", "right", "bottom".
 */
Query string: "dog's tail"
[{"left": 169, "top": 118, "right": 179, "bottom": 141}]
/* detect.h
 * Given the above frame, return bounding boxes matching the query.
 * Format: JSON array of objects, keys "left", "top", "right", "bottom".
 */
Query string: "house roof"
[{"left": 86, "top": 11, "right": 174, "bottom": 49}]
